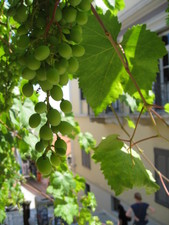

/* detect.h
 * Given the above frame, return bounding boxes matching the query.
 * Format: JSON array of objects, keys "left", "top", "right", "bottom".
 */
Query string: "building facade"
[{"left": 70, "top": 1, "right": 169, "bottom": 224}]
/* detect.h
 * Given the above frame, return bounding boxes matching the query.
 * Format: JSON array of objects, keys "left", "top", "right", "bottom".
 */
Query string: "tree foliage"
[{"left": 0, "top": 0, "right": 169, "bottom": 224}]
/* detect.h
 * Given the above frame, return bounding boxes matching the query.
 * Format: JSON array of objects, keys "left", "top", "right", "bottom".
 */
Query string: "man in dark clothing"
[
  {"left": 118, "top": 204, "right": 131, "bottom": 225},
  {"left": 126, "top": 192, "right": 155, "bottom": 225}
]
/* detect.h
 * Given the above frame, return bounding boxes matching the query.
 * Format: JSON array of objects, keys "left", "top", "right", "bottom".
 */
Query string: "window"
[
  {"left": 111, "top": 195, "right": 120, "bottom": 211},
  {"left": 154, "top": 148, "right": 169, "bottom": 208},
  {"left": 154, "top": 34, "right": 169, "bottom": 106},
  {"left": 106, "top": 101, "right": 119, "bottom": 114},
  {"left": 80, "top": 89, "right": 85, "bottom": 100},
  {"left": 81, "top": 149, "right": 91, "bottom": 169}
]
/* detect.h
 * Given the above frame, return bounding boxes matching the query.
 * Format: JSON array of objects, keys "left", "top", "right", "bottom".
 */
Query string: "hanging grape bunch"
[{"left": 5, "top": 0, "right": 92, "bottom": 175}]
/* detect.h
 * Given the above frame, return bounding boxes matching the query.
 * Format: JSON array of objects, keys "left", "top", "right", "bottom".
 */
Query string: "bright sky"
[{"left": 38, "top": 82, "right": 70, "bottom": 110}]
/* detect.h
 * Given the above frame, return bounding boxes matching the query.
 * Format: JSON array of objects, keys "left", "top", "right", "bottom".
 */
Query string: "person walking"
[
  {"left": 118, "top": 204, "right": 131, "bottom": 225},
  {"left": 126, "top": 192, "right": 155, "bottom": 225}
]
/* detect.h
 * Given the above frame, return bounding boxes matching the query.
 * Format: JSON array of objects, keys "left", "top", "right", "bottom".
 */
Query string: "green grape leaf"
[
  {"left": 54, "top": 196, "right": 78, "bottom": 225},
  {"left": 92, "top": 134, "right": 159, "bottom": 195},
  {"left": 52, "top": 171, "right": 76, "bottom": 194},
  {"left": 78, "top": 132, "right": 96, "bottom": 153},
  {"left": 125, "top": 116, "right": 135, "bottom": 129},
  {"left": 122, "top": 25, "right": 167, "bottom": 95},
  {"left": 74, "top": 174, "right": 86, "bottom": 193},
  {"left": 164, "top": 103, "right": 169, "bottom": 113},
  {"left": 119, "top": 93, "right": 137, "bottom": 112},
  {"left": 0, "top": 48, "right": 5, "bottom": 57},
  {"left": 78, "top": 12, "right": 123, "bottom": 115},
  {"left": 102, "top": 0, "right": 125, "bottom": 15}
]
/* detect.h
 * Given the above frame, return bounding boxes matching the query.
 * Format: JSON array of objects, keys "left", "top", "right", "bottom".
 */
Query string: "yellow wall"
[{"left": 70, "top": 79, "right": 169, "bottom": 225}]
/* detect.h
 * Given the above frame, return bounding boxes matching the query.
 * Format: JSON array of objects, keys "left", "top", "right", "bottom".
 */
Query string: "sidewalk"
[{"left": 3, "top": 177, "right": 118, "bottom": 225}]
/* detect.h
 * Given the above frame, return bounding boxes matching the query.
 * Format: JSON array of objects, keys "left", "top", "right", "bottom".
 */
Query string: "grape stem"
[
  {"left": 44, "top": 0, "right": 60, "bottom": 37},
  {"left": 90, "top": 4, "right": 147, "bottom": 106}
]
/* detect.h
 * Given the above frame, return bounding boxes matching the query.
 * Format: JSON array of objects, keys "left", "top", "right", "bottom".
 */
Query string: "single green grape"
[
  {"left": 72, "top": 45, "right": 85, "bottom": 57},
  {"left": 68, "top": 57, "right": 79, "bottom": 73},
  {"left": 39, "top": 125, "right": 53, "bottom": 141},
  {"left": 29, "top": 113, "right": 41, "bottom": 128},
  {"left": 36, "top": 155, "right": 52, "bottom": 175},
  {"left": 34, "top": 45, "right": 50, "bottom": 61},
  {"left": 47, "top": 108, "right": 61, "bottom": 126},
  {"left": 50, "top": 85, "right": 63, "bottom": 101},
  {"left": 62, "top": 6, "right": 77, "bottom": 23},
  {"left": 70, "top": 25, "right": 83, "bottom": 43},
  {"left": 35, "top": 102, "right": 47, "bottom": 114},
  {"left": 35, "top": 140, "right": 45, "bottom": 153},
  {"left": 22, "top": 67, "right": 36, "bottom": 80},
  {"left": 22, "top": 83, "right": 34, "bottom": 97},
  {"left": 58, "top": 43, "right": 72, "bottom": 59}
]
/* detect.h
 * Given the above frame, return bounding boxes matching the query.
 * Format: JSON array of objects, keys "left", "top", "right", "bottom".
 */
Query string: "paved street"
[
  {"left": 2, "top": 178, "right": 118, "bottom": 225},
  {"left": 2, "top": 178, "right": 163, "bottom": 225}
]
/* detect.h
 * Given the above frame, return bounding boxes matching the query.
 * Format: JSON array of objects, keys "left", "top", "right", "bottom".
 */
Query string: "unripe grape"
[
  {"left": 36, "top": 67, "right": 47, "bottom": 81},
  {"left": 36, "top": 156, "right": 52, "bottom": 175},
  {"left": 14, "top": 5, "right": 28, "bottom": 23},
  {"left": 16, "top": 35, "right": 30, "bottom": 48},
  {"left": 39, "top": 125, "right": 53, "bottom": 141},
  {"left": 70, "top": 25, "right": 83, "bottom": 43},
  {"left": 59, "top": 73, "right": 69, "bottom": 86},
  {"left": 29, "top": 113, "right": 41, "bottom": 128},
  {"left": 55, "top": 139, "right": 67, "bottom": 156},
  {"left": 25, "top": 0, "right": 33, "bottom": 6},
  {"left": 55, "top": 58, "right": 68, "bottom": 75},
  {"left": 46, "top": 68, "right": 59, "bottom": 84},
  {"left": 72, "top": 45, "right": 85, "bottom": 57},
  {"left": 69, "top": 0, "right": 82, "bottom": 7},
  {"left": 78, "top": 0, "right": 92, "bottom": 11},
  {"left": 60, "top": 99, "right": 72, "bottom": 113},
  {"left": 58, "top": 43, "right": 72, "bottom": 59},
  {"left": 62, "top": 6, "right": 77, "bottom": 23},
  {"left": 35, "top": 140, "right": 45, "bottom": 153},
  {"left": 76, "top": 11, "right": 88, "bottom": 25},
  {"left": 50, "top": 85, "right": 63, "bottom": 101},
  {"left": 18, "top": 56, "right": 27, "bottom": 66},
  {"left": 68, "top": 57, "right": 79, "bottom": 73},
  {"left": 47, "top": 109, "right": 61, "bottom": 126},
  {"left": 22, "top": 67, "right": 36, "bottom": 80},
  {"left": 35, "top": 102, "right": 47, "bottom": 114},
  {"left": 39, "top": 80, "right": 53, "bottom": 91},
  {"left": 26, "top": 55, "right": 41, "bottom": 71},
  {"left": 34, "top": 45, "right": 50, "bottom": 61},
  {"left": 50, "top": 153, "right": 61, "bottom": 166},
  {"left": 54, "top": 7, "right": 62, "bottom": 22},
  {"left": 56, "top": 121, "right": 73, "bottom": 135},
  {"left": 22, "top": 83, "right": 34, "bottom": 97}
]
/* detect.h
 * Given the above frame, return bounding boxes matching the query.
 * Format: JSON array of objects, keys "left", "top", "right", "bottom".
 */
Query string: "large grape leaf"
[
  {"left": 54, "top": 196, "right": 79, "bottom": 224},
  {"left": 122, "top": 24, "right": 167, "bottom": 95},
  {"left": 77, "top": 13, "right": 166, "bottom": 115},
  {"left": 92, "top": 134, "right": 159, "bottom": 195},
  {"left": 78, "top": 12, "right": 124, "bottom": 115}
]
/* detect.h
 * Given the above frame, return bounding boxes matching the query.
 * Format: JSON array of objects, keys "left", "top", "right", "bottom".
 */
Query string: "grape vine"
[{"left": 0, "top": 0, "right": 169, "bottom": 224}]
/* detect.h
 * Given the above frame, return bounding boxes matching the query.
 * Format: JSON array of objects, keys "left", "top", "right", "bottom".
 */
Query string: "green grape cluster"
[{"left": 4, "top": 0, "right": 92, "bottom": 175}]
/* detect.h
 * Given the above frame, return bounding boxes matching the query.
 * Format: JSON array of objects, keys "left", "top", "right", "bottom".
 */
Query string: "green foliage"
[
  {"left": 0, "top": 0, "right": 169, "bottom": 224},
  {"left": 93, "top": 135, "right": 159, "bottom": 195},
  {"left": 122, "top": 25, "right": 166, "bottom": 95},
  {"left": 78, "top": 132, "right": 96, "bottom": 153},
  {"left": 78, "top": 12, "right": 122, "bottom": 115},
  {"left": 102, "top": 0, "right": 125, "bottom": 15},
  {"left": 78, "top": 13, "right": 166, "bottom": 115}
]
